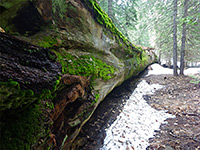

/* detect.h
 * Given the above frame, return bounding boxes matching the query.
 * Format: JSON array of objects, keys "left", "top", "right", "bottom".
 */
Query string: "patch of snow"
[
  {"left": 184, "top": 68, "right": 200, "bottom": 75},
  {"left": 100, "top": 80, "right": 175, "bottom": 150},
  {"left": 147, "top": 64, "right": 173, "bottom": 75},
  {"left": 148, "top": 64, "right": 200, "bottom": 76}
]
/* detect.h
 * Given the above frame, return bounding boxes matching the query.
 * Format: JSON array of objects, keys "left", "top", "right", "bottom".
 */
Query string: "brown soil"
[{"left": 144, "top": 74, "right": 200, "bottom": 150}]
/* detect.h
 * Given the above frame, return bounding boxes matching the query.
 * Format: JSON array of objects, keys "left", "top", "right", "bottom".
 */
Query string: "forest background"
[{"left": 98, "top": 0, "right": 200, "bottom": 74}]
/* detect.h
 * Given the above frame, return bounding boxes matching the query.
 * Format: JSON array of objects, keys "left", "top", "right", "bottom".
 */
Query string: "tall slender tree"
[
  {"left": 173, "top": 0, "right": 178, "bottom": 76},
  {"left": 180, "top": 0, "right": 188, "bottom": 75},
  {"left": 108, "top": 0, "right": 113, "bottom": 19}
]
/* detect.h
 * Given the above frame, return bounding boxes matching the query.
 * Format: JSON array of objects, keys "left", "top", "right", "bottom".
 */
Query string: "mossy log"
[
  {"left": 0, "top": 32, "right": 63, "bottom": 112},
  {"left": 0, "top": 0, "right": 157, "bottom": 149},
  {"left": 0, "top": 32, "right": 95, "bottom": 150}
]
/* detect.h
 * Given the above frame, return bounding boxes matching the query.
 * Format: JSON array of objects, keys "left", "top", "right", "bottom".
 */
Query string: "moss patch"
[
  {"left": 53, "top": 48, "right": 117, "bottom": 81},
  {"left": 0, "top": 101, "right": 48, "bottom": 150},
  {"left": 37, "top": 35, "right": 58, "bottom": 48},
  {"left": 0, "top": 80, "right": 36, "bottom": 111},
  {"left": 0, "top": 80, "right": 59, "bottom": 111},
  {"left": 0, "top": 78, "right": 61, "bottom": 149}
]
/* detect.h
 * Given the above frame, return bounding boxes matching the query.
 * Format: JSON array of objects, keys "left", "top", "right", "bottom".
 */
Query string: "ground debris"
[{"left": 144, "top": 74, "right": 200, "bottom": 150}]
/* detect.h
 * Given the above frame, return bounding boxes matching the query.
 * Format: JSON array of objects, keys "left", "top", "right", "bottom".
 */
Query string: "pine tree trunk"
[
  {"left": 180, "top": 0, "right": 188, "bottom": 75},
  {"left": 108, "top": 0, "right": 112, "bottom": 19},
  {"left": 173, "top": 0, "right": 178, "bottom": 76}
]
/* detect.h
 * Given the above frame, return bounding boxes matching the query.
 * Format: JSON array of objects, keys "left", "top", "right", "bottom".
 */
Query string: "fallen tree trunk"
[{"left": 0, "top": 0, "right": 157, "bottom": 149}]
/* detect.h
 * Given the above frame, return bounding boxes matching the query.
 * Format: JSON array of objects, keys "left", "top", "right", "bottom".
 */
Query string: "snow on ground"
[
  {"left": 148, "top": 63, "right": 200, "bottom": 76},
  {"left": 184, "top": 67, "right": 200, "bottom": 75},
  {"left": 100, "top": 80, "right": 175, "bottom": 150},
  {"left": 148, "top": 64, "right": 173, "bottom": 75},
  {"left": 100, "top": 64, "right": 199, "bottom": 150}
]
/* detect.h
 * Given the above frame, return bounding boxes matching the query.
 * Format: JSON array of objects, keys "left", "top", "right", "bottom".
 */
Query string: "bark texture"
[
  {"left": 0, "top": 32, "right": 61, "bottom": 93},
  {"left": 173, "top": 0, "right": 178, "bottom": 76},
  {"left": 180, "top": 0, "right": 188, "bottom": 75}
]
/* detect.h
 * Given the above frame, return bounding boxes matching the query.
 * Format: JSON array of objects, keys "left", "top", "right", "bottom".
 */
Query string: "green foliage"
[
  {"left": 134, "top": 0, "right": 200, "bottom": 63},
  {"left": 53, "top": 49, "right": 117, "bottom": 81},
  {"left": 179, "top": 12, "right": 200, "bottom": 25},
  {"left": 189, "top": 75, "right": 200, "bottom": 84},
  {"left": 0, "top": 1, "right": 14, "bottom": 9},
  {"left": 45, "top": 101, "right": 54, "bottom": 109}
]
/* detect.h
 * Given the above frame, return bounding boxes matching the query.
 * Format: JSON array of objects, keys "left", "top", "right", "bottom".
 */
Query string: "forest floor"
[
  {"left": 78, "top": 68, "right": 200, "bottom": 150},
  {"left": 144, "top": 74, "right": 200, "bottom": 150}
]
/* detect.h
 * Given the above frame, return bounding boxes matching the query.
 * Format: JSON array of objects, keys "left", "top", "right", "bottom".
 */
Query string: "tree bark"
[
  {"left": 180, "top": 0, "right": 188, "bottom": 75},
  {"left": 173, "top": 0, "right": 178, "bottom": 76},
  {"left": 0, "top": 32, "right": 61, "bottom": 93}
]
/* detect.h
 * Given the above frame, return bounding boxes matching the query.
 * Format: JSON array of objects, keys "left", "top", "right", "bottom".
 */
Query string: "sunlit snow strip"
[
  {"left": 147, "top": 64, "right": 173, "bottom": 75},
  {"left": 147, "top": 63, "right": 200, "bottom": 76},
  {"left": 100, "top": 80, "right": 175, "bottom": 150}
]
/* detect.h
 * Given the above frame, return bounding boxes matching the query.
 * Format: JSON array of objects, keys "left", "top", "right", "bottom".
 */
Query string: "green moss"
[
  {"left": 37, "top": 36, "right": 58, "bottom": 48},
  {"left": 133, "top": 45, "right": 144, "bottom": 52},
  {"left": 0, "top": 81, "right": 36, "bottom": 111},
  {"left": 0, "top": 77, "right": 61, "bottom": 149},
  {"left": 141, "top": 52, "right": 149, "bottom": 66},
  {"left": 53, "top": 49, "right": 117, "bottom": 81},
  {"left": 0, "top": 101, "right": 47, "bottom": 150},
  {"left": 0, "top": 79, "right": 60, "bottom": 111},
  {"left": 93, "top": 93, "right": 99, "bottom": 103}
]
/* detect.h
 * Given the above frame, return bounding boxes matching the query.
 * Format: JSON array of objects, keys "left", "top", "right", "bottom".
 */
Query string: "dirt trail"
[{"left": 144, "top": 74, "right": 200, "bottom": 150}]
